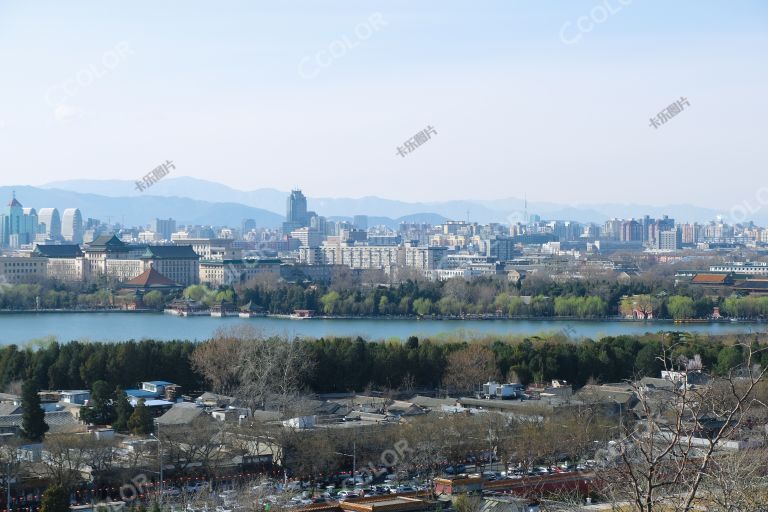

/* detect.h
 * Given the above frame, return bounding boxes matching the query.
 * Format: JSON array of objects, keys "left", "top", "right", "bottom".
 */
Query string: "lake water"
[{"left": 0, "top": 312, "right": 764, "bottom": 345}]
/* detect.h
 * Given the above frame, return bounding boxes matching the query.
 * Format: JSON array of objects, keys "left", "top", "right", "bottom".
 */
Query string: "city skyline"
[{"left": 1, "top": 1, "right": 767, "bottom": 206}]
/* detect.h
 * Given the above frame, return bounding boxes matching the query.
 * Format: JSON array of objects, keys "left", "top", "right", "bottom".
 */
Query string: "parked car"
[
  {"left": 185, "top": 481, "right": 210, "bottom": 493},
  {"left": 443, "top": 464, "right": 466, "bottom": 475},
  {"left": 160, "top": 487, "right": 181, "bottom": 498}
]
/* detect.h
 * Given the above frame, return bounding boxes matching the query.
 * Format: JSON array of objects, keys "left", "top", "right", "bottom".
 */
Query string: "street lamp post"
[{"left": 150, "top": 429, "right": 163, "bottom": 504}]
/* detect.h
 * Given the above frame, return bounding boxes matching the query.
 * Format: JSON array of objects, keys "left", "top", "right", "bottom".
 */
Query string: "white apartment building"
[{"left": 709, "top": 262, "right": 768, "bottom": 275}]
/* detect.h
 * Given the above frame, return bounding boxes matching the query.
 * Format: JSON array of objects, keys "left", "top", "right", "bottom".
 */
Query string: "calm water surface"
[{"left": 0, "top": 312, "right": 765, "bottom": 345}]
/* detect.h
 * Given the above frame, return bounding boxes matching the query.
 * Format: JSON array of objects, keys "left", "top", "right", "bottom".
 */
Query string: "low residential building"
[
  {"left": 60, "top": 390, "right": 91, "bottom": 405},
  {"left": 709, "top": 261, "right": 768, "bottom": 275},
  {"left": 156, "top": 402, "right": 205, "bottom": 428}
]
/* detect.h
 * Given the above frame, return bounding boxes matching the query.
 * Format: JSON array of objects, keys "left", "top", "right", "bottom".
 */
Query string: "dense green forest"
[{"left": 1, "top": 332, "right": 765, "bottom": 396}]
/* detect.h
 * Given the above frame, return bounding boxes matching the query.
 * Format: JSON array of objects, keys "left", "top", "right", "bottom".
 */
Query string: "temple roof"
[{"left": 122, "top": 267, "right": 180, "bottom": 289}]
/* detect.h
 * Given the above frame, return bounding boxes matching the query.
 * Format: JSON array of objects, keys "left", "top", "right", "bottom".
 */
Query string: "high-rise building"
[
  {"left": 62, "top": 208, "right": 83, "bottom": 243},
  {"left": 655, "top": 229, "right": 681, "bottom": 251},
  {"left": 603, "top": 219, "right": 623, "bottom": 241},
  {"left": 487, "top": 236, "right": 517, "bottom": 261},
  {"left": 290, "top": 227, "right": 323, "bottom": 248},
  {"left": 22, "top": 208, "right": 38, "bottom": 241},
  {"left": 1, "top": 193, "right": 36, "bottom": 247},
  {"left": 680, "top": 223, "right": 698, "bottom": 245},
  {"left": 286, "top": 189, "right": 308, "bottom": 224},
  {"left": 151, "top": 218, "right": 177, "bottom": 241},
  {"left": 241, "top": 218, "right": 256, "bottom": 238},
  {"left": 38, "top": 208, "right": 62, "bottom": 240},
  {"left": 353, "top": 215, "right": 368, "bottom": 230},
  {"left": 620, "top": 220, "right": 642, "bottom": 241}
]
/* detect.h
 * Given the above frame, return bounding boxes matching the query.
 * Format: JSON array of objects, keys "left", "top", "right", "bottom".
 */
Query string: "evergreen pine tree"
[
  {"left": 127, "top": 399, "right": 153, "bottom": 435},
  {"left": 40, "top": 485, "right": 69, "bottom": 512},
  {"left": 113, "top": 386, "right": 134, "bottom": 432},
  {"left": 20, "top": 377, "right": 48, "bottom": 442},
  {"left": 80, "top": 380, "right": 116, "bottom": 425}
]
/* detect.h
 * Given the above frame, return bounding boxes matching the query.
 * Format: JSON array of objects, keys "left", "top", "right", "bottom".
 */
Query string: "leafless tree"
[
  {"left": 33, "top": 434, "right": 93, "bottom": 488},
  {"left": 192, "top": 326, "right": 314, "bottom": 414},
  {"left": 697, "top": 448, "right": 768, "bottom": 511},
  {"left": 600, "top": 341, "right": 768, "bottom": 511},
  {"left": 159, "top": 416, "right": 226, "bottom": 474},
  {"left": 190, "top": 326, "right": 249, "bottom": 396},
  {"left": 442, "top": 344, "right": 500, "bottom": 395}
]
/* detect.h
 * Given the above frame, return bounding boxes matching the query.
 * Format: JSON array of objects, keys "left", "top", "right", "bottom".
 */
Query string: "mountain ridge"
[{"left": 37, "top": 177, "right": 742, "bottom": 225}]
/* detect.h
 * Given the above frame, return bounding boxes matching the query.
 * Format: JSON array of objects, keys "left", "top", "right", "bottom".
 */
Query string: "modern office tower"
[
  {"left": 353, "top": 215, "right": 368, "bottom": 230},
  {"left": 641, "top": 215, "right": 652, "bottom": 243},
  {"left": 283, "top": 189, "right": 310, "bottom": 234},
  {"left": 241, "top": 218, "right": 256, "bottom": 238},
  {"left": 62, "top": 208, "right": 84, "bottom": 243},
  {"left": 286, "top": 189, "right": 308, "bottom": 225},
  {"left": 1, "top": 193, "right": 37, "bottom": 247},
  {"left": 22, "top": 208, "right": 38, "bottom": 242},
  {"left": 151, "top": 218, "right": 177, "bottom": 241},
  {"left": 38, "top": 208, "right": 62, "bottom": 240}
]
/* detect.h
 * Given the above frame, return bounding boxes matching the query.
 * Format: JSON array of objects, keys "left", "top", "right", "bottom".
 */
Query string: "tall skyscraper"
[
  {"left": 1, "top": 193, "right": 36, "bottom": 247},
  {"left": 38, "top": 208, "right": 62, "bottom": 240},
  {"left": 286, "top": 189, "right": 308, "bottom": 224},
  {"left": 62, "top": 208, "right": 83, "bottom": 243},
  {"left": 283, "top": 189, "right": 309, "bottom": 233}
]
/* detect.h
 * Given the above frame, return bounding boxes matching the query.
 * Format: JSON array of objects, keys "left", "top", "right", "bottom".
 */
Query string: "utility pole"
[
  {"left": 151, "top": 423, "right": 163, "bottom": 505},
  {"left": 158, "top": 422, "right": 163, "bottom": 499},
  {"left": 6, "top": 460, "right": 10, "bottom": 512}
]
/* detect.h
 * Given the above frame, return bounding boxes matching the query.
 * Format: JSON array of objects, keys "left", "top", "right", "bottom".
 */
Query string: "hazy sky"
[{"left": 0, "top": 1, "right": 766, "bottom": 208}]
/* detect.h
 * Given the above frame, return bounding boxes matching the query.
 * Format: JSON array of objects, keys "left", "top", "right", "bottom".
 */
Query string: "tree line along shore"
[
  {"left": 3, "top": 273, "right": 768, "bottom": 320},
  {"left": 2, "top": 331, "right": 766, "bottom": 399}
]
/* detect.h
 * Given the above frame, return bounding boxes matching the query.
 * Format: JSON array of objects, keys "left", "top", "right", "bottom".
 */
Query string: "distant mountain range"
[{"left": 0, "top": 177, "right": 749, "bottom": 229}]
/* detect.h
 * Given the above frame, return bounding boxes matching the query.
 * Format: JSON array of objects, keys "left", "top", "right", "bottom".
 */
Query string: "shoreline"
[{"left": 0, "top": 309, "right": 760, "bottom": 324}]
